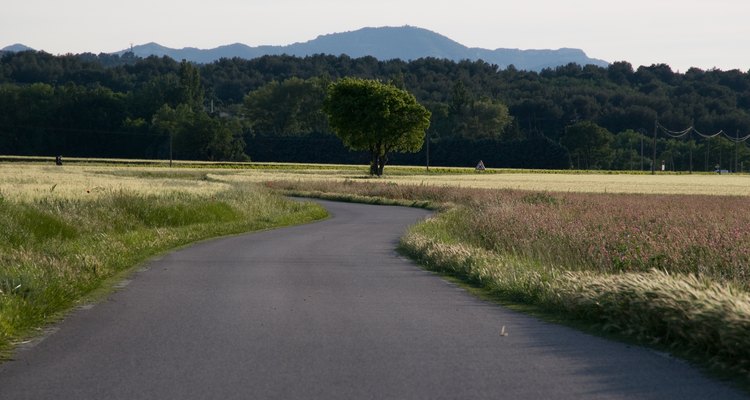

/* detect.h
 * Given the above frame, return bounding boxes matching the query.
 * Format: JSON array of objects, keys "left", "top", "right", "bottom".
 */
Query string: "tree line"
[{"left": 1, "top": 50, "right": 748, "bottom": 170}]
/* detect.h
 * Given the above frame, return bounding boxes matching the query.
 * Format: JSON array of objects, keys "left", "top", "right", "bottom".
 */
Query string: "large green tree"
[{"left": 323, "top": 78, "right": 431, "bottom": 176}]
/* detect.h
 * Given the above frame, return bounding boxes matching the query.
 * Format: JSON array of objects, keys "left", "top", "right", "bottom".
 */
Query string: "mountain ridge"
[
  {"left": 4, "top": 26, "right": 608, "bottom": 71},
  {"left": 1, "top": 43, "right": 34, "bottom": 53}
]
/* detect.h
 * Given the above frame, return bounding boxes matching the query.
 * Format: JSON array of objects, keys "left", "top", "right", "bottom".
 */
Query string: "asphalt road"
[{"left": 0, "top": 199, "right": 746, "bottom": 399}]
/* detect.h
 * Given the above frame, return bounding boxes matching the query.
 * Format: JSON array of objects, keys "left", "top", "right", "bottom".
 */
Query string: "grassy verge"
[
  {"left": 0, "top": 185, "right": 327, "bottom": 357},
  {"left": 269, "top": 179, "right": 750, "bottom": 383},
  {"left": 401, "top": 217, "right": 750, "bottom": 377}
]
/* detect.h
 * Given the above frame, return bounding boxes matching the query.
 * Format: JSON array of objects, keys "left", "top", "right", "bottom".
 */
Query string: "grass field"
[
  {"left": 0, "top": 162, "right": 327, "bottom": 356},
  {"left": 0, "top": 164, "right": 232, "bottom": 201},
  {"left": 3, "top": 159, "right": 750, "bottom": 382},
  {"left": 212, "top": 166, "right": 750, "bottom": 196},
  {"left": 4, "top": 156, "right": 749, "bottom": 196}
]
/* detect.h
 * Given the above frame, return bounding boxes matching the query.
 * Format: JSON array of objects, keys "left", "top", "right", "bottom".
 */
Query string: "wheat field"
[
  {"left": 208, "top": 167, "right": 750, "bottom": 196},
  {"left": 3, "top": 161, "right": 749, "bottom": 202},
  {"left": 0, "top": 164, "right": 231, "bottom": 202}
]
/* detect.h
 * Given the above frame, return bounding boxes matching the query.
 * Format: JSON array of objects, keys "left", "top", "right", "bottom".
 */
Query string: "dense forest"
[{"left": 1, "top": 50, "right": 749, "bottom": 171}]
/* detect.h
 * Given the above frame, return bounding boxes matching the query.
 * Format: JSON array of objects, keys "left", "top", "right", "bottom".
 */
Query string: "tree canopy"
[
  {"left": 243, "top": 77, "right": 329, "bottom": 135},
  {"left": 324, "top": 78, "right": 431, "bottom": 175},
  {"left": 1, "top": 50, "right": 749, "bottom": 170},
  {"left": 562, "top": 121, "right": 614, "bottom": 169}
]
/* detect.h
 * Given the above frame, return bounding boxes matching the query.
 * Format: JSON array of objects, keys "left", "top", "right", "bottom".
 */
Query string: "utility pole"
[
  {"left": 169, "top": 131, "right": 173, "bottom": 168},
  {"left": 688, "top": 121, "right": 693, "bottom": 174},
  {"left": 689, "top": 137, "right": 693, "bottom": 173},
  {"left": 736, "top": 130, "right": 740, "bottom": 172},
  {"left": 639, "top": 128, "right": 646, "bottom": 171},
  {"left": 688, "top": 125, "right": 693, "bottom": 174},
  {"left": 651, "top": 119, "right": 658, "bottom": 175},
  {"left": 424, "top": 133, "right": 430, "bottom": 172},
  {"left": 425, "top": 134, "right": 430, "bottom": 172}
]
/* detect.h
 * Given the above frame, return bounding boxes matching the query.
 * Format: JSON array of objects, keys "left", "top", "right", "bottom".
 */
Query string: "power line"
[
  {"left": 656, "top": 122, "right": 750, "bottom": 142},
  {"left": 652, "top": 120, "right": 750, "bottom": 173}
]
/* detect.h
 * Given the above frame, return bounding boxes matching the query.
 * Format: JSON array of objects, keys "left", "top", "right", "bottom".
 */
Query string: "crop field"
[
  {"left": 269, "top": 176, "right": 750, "bottom": 380},
  {"left": 3, "top": 159, "right": 750, "bottom": 380},
  {"left": 4, "top": 156, "right": 749, "bottom": 197},
  {"left": 0, "top": 164, "right": 232, "bottom": 201},
  {"left": 202, "top": 164, "right": 750, "bottom": 196}
]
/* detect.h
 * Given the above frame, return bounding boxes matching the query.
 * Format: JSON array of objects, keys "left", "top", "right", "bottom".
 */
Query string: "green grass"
[{"left": 0, "top": 185, "right": 327, "bottom": 357}]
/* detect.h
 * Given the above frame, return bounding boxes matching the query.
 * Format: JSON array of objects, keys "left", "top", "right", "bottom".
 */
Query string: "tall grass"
[
  {"left": 272, "top": 179, "right": 750, "bottom": 377},
  {"left": 401, "top": 228, "right": 750, "bottom": 374},
  {"left": 0, "top": 185, "right": 326, "bottom": 355},
  {"left": 460, "top": 192, "right": 750, "bottom": 285},
  {"left": 272, "top": 179, "right": 750, "bottom": 286}
]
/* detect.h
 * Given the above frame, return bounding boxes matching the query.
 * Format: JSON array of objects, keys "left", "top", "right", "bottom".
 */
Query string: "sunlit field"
[
  {"left": 0, "top": 164, "right": 231, "bottom": 202},
  {"left": 219, "top": 167, "right": 750, "bottom": 196},
  {"left": 387, "top": 171, "right": 750, "bottom": 195},
  {"left": 3, "top": 158, "right": 748, "bottom": 198}
]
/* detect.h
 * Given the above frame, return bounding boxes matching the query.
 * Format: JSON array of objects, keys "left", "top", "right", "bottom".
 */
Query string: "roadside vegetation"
[
  {"left": 0, "top": 164, "right": 327, "bottom": 356},
  {"left": 4, "top": 160, "right": 750, "bottom": 380},
  {"left": 270, "top": 178, "right": 750, "bottom": 380}
]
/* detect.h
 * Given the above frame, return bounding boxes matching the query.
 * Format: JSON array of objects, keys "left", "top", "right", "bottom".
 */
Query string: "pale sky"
[{"left": 2, "top": 0, "right": 749, "bottom": 72}]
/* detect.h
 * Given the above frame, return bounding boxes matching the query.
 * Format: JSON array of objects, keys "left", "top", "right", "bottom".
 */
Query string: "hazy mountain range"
[{"left": 3, "top": 26, "right": 608, "bottom": 71}]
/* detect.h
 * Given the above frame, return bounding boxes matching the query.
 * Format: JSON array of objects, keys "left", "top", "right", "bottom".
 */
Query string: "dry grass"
[
  {"left": 384, "top": 172, "right": 750, "bottom": 196},
  {"left": 402, "top": 229, "right": 750, "bottom": 375},
  {"left": 209, "top": 167, "right": 750, "bottom": 196},
  {"left": 0, "top": 164, "right": 232, "bottom": 202},
  {"left": 273, "top": 179, "right": 750, "bottom": 284},
  {"left": 5, "top": 159, "right": 749, "bottom": 197}
]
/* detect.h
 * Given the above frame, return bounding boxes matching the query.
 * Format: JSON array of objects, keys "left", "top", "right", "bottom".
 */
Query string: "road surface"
[{"left": 0, "top": 200, "right": 745, "bottom": 399}]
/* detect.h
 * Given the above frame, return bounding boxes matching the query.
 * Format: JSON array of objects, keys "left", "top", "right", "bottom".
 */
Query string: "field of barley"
[
  {"left": 3, "top": 159, "right": 750, "bottom": 382},
  {"left": 208, "top": 165, "right": 750, "bottom": 196},
  {"left": 3, "top": 157, "right": 748, "bottom": 196}
]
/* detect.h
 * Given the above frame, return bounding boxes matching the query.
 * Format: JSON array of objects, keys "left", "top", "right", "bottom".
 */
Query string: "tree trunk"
[
  {"left": 369, "top": 152, "right": 378, "bottom": 176},
  {"left": 377, "top": 154, "right": 387, "bottom": 176}
]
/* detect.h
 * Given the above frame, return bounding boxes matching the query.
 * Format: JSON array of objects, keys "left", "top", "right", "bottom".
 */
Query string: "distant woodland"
[{"left": 1, "top": 50, "right": 749, "bottom": 171}]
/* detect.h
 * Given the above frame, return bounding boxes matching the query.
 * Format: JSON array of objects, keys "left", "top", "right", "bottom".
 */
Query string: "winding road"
[{"left": 0, "top": 200, "right": 745, "bottom": 399}]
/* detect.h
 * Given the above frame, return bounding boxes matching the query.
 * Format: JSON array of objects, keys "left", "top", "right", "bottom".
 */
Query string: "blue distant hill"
[
  {"left": 118, "top": 26, "right": 608, "bottom": 71},
  {"left": 1, "top": 43, "right": 35, "bottom": 53},
  {"left": 3, "top": 27, "right": 608, "bottom": 71}
]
